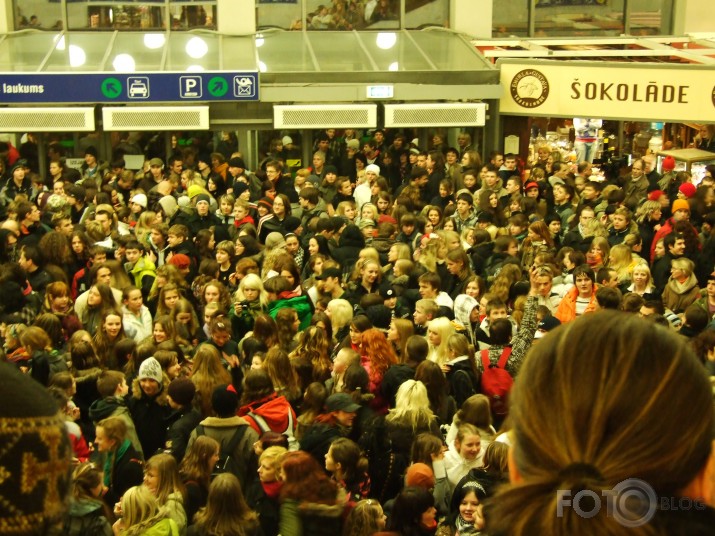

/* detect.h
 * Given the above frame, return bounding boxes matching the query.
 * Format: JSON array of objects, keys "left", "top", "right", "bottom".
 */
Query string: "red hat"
[
  {"left": 661, "top": 155, "right": 676, "bottom": 172},
  {"left": 405, "top": 463, "right": 435, "bottom": 489},
  {"left": 679, "top": 182, "right": 696, "bottom": 199},
  {"left": 378, "top": 214, "right": 397, "bottom": 226},
  {"left": 168, "top": 253, "right": 191, "bottom": 269},
  {"left": 525, "top": 181, "right": 539, "bottom": 190},
  {"left": 648, "top": 190, "right": 665, "bottom": 201}
]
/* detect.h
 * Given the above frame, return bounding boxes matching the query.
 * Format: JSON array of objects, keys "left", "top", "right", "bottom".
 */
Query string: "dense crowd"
[{"left": 1, "top": 127, "right": 715, "bottom": 536}]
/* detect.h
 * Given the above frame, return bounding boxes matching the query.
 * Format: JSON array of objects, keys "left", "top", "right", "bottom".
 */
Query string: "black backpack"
[{"left": 196, "top": 424, "right": 246, "bottom": 479}]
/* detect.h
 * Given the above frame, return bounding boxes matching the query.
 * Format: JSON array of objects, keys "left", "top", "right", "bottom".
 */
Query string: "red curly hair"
[
  {"left": 280, "top": 451, "right": 338, "bottom": 505},
  {"left": 360, "top": 328, "right": 397, "bottom": 379}
]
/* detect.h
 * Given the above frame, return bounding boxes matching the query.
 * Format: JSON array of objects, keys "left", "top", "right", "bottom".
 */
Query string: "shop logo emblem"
[
  {"left": 510, "top": 69, "right": 550, "bottom": 108},
  {"left": 712, "top": 85, "right": 715, "bottom": 108}
]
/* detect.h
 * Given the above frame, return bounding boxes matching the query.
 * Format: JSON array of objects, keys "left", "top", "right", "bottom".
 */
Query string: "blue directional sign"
[{"left": 0, "top": 72, "right": 258, "bottom": 104}]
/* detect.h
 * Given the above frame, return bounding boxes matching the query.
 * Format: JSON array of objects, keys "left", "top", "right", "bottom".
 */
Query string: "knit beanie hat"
[
  {"left": 211, "top": 384, "right": 239, "bottom": 417},
  {"left": 0, "top": 363, "right": 72, "bottom": 532},
  {"left": 661, "top": 155, "right": 676, "bottom": 171},
  {"left": 366, "top": 164, "right": 381, "bottom": 176},
  {"left": 195, "top": 194, "right": 211, "bottom": 206},
  {"left": 678, "top": 182, "right": 696, "bottom": 199},
  {"left": 672, "top": 199, "right": 690, "bottom": 213},
  {"left": 137, "top": 357, "right": 163, "bottom": 386},
  {"left": 130, "top": 193, "right": 148, "bottom": 208},
  {"left": 167, "top": 378, "right": 196, "bottom": 407}
]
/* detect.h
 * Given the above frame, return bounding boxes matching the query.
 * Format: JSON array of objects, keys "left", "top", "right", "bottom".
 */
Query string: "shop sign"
[{"left": 498, "top": 60, "right": 715, "bottom": 122}]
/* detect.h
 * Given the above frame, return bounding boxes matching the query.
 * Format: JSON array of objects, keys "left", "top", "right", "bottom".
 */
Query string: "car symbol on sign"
[{"left": 129, "top": 80, "right": 148, "bottom": 98}]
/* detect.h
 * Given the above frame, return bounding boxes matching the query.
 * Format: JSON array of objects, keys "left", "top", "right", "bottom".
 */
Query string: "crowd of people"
[{"left": 1, "top": 126, "right": 715, "bottom": 536}]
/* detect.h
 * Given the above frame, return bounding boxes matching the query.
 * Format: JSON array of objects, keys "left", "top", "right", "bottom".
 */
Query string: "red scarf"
[{"left": 262, "top": 480, "right": 282, "bottom": 499}]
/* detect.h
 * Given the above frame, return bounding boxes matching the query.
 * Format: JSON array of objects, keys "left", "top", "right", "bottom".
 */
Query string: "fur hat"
[
  {"left": 137, "top": 357, "right": 163, "bottom": 385},
  {"left": 167, "top": 378, "right": 195, "bottom": 407},
  {"left": 366, "top": 164, "right": 380, "bottom": 176},
  {"left": 0, "top": 363, "right": 72, "bottom": 530}
]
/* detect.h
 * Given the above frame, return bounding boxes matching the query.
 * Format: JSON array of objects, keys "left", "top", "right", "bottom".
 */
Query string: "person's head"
[
  {"left": 256, "top": 445, "right": 288, "bottom": 483},
  {"left": 388, "top": 486, "right": 437, "bottom": 533},
  {"left": 143, "top": 453, "right": 183, "bottom": 503},
  {"left": 120, "top": 485, "right": 162, "bottom": 530},
  {"left": 670, "top": 256, "right": 694, "bottom": 279},
  {"left": 488, "top": 311, "right": 714, "bottom": 535},
  {"left": 665, "top": 232, "right": 686, "bottom": 257},
  {"left": 95, "top": 415, "right": 126, "bottom": 453},
  {"left": 573, "top": 264, "right": 596, "bottom": 298},
  {"left": 281, "top": 451, "right": 340, "bottom": 506},
  {"left": 344, "top": 499, "right": 387, "bottom": 535},
  {"left": 194, "top": 472, "right": 255, "bottom": 530}
]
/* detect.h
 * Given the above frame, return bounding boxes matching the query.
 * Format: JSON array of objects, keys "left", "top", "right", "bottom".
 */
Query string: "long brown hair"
[
  {"left": 191, "top": 345, "right": 231, "bottom": 417},
  {"left": 180, "top": 436, "right": 219, "bottom": 490},
  {"left": 487, "top": 312, "right": 714, "bottom": 535},
  {"left": 193, "top": 473, "right": 259, "bottom": 536}
]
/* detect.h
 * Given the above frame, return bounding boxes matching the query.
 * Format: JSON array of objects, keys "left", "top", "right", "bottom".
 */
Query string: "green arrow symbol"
[
  {"left": 101, "top": 77, "right": 122, "bottom": 99},
  {"left": 208, "top": 76, "right": 228, "bottom": 97}
]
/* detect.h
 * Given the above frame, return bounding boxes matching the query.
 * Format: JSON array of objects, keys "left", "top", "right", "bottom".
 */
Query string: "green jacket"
[
  {"left": 267, "top": 294, "right": 313, "bottom": 330},
  {"left": 140, "top": 517, "right": 179, "bottom": 536}
]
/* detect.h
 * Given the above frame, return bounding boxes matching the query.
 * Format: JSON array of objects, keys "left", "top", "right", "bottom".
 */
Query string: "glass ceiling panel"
[
  {"left": 410, "top": 31, "right": 487, "bottom": 71},
  {"left": 220, "top": 36, "right": 258, "bottom": 71},
  {"left": 358, "top": 31, "right": 432, "bottom": 72},
  {"left": 0, "top": 32, "right": 61, "bottom": 71},
  {"left": 43, "top": 33, "right": 109, "bottom": 72},
  {"left": 307, "top": 33, "right": 372, "bottom": 73},
  {"left": 109, "top": 33, "right": 166, "bottom": 72},
  {"left": 257, "top": 32, "right": 315, "bottom": 73},
  {"left": 165, "top": 33, "right": 220, "bottom": 71}
]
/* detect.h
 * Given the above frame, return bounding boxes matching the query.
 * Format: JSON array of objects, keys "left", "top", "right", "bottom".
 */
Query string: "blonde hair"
[
  {"left": 234, "top": 273, "right": 269, "bottom": 307},
  {"left": 426, "top": 317, "right": 456, "bottom": 366},
  {"left": 120, "top": 485, "right": 168, "bottom": 536},
  {"left": 386, "top": 380, "right": 435, "bottom": 431}
]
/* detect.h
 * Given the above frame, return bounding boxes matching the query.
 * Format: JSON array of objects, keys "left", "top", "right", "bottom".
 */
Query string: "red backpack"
[{"left": 480, "top": 347, "right": 513, "bottom": 417}]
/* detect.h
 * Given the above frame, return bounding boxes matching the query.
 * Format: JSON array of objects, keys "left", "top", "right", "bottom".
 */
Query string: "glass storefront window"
[
  {"left": 492, "top": 0, "right": 529, "bottom": 37},
  {"left": 535, "top": 0, "right": 625, "bottom": 37},
  {"left": 628, "top": 0, "right": 674, "bottom": 36},
  {"left": 14, "top": 1, "right": 216, "bottom": 31},
  {"left": 405, "top": 0, "right": 448, "bottom": 30},
  {"left": 14, "top": 1, "right": 63, "bottom": 30},
  {"left": 256, "top": 0, "right": 448, "bottom": 31}
]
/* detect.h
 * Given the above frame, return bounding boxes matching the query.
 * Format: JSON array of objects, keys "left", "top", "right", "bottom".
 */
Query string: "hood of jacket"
[
  {"left": 453, "top": 295, "right": 479, "bottom": 328},
  {"left": 88, "top": 396, "right": 126, "bottom": 421},
  {"left": 667, "top": 272, "right": 699, "bottom": 295},
  {"left": 339, "top": 224, "right": 366, "bottom": 248}
]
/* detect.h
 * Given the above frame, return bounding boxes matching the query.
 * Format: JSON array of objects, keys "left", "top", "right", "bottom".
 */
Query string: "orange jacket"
[{"left": 554, "top": 284, "right": 599, "bottom": 323}]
